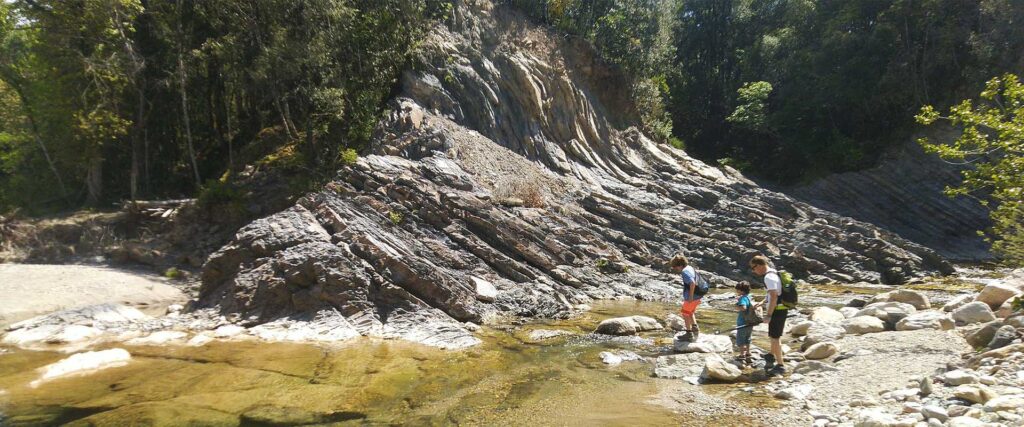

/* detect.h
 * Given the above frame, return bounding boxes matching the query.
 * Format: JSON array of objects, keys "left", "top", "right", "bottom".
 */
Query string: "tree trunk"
[
  {"left": 86, "top": 155, "right": 103, "bottom": 206},
  {"left": 177, "top": 4, "right": 201, "bottom": 188}
]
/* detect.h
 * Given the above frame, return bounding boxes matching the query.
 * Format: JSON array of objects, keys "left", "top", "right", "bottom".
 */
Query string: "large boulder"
[
  {"left": 952, "top": 384, "right": 997, "bottom": 404},
  {"left": 700, "top": 354, "right": 742, "bottom": 382},
  {"left": 839, "top": 307, "right": 860, "bottom": 318},
  {"left": 952, "top": 302, "right": 997, "bottom": 325},
  {"left": 895, "top": 311, "right": 955, "bottom": 331},
  {"left": 870, "top": 289, "right": 931, "bottom": 310},
  {"left": 986, "top": 325, "right": 1017, "bottom": 349},
  {"left": 855, "top": 302, "right": 917, "bottom": 325},
  {"left": 595, "top": 316, "right": 663, "bottom": 336},
  {"left": 942, "top": 370, "right": 979, "bottom": 386},
  {"left": 803, "top": 342, "right": 839, "bottom": 360},
  {"left": 976, "top": 282, "right": 1022, "bottom": 310},
  {"left": 674, "top": 333, "right": 732, "bottom": 353},
  {"left": 842, "top": 316, "right": 886, "bottom": 335},
  {"left": 809, "top": 307, "right": 846, "bottom": 323},
  {"left": 654, "top": 353, "right": 707, "bottom": 379}
]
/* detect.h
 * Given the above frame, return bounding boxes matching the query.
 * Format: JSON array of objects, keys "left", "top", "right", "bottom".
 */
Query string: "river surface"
[{"left": 0, "top": 280, "right": 985, "bottom": 426}]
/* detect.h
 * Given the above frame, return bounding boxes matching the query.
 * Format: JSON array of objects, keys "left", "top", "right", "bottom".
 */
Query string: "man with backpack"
[
  {"left": 750, "top": 254, "right": 796, "bottom": 376},
  {"left": 670, "top": 254, "right": 709, "bottom": 341}
]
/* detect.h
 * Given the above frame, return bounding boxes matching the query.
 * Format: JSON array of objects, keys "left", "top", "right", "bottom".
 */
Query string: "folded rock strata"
[{"left": 198, "top": 0, "right": 953, "bottom": 347}]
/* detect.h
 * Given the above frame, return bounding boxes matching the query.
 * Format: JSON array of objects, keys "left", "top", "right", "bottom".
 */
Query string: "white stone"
[
  {"left": 953, "top": 384, "right": 997, "bottom": 404},
  {"left": 804, "top": 342, "right": 839, "bottom": 360},
  {"left": 595, "top": 316, "right": 662, "bottom": 335},
  {"left": 854, "top": 408, "right": 916, "bottom": 427},
  {"left": 775, "top": 384, "right": 814, "bottom": 400},
  {"left": 125, "top": 331, "right": 188, "bottom": 346},
  {"left": 31, "top": 348, "right": 131, "bottom": 387},
  {"left": 896, "top": 311, "right": 955, "bottom": 331},
  {"left": 654, "top": 353, "right": 707, "bottom": 379},
  {"left": 527, "top": 329, "right": 573, "bottom": 341},
  {"left": 186, "top": 334, "right": 214, "bottom": 347},
  {"left": 805, "top": 323, "right": 846, "bottom": 347},
  {"left": 665, "top": 314, "right": 686, "bottom": 331},
  {"left": 789, "top": 320, "right": 815, "bottom": 336},
  {"left": 843, "top": 316, "right": 886, "bottom": 334},
  {"left": 810, "top": 307, "right": 847, "bottom": 323},
  {"left": 920, "top": 405, "right": 947, "bottom": 422},
  {"left": 952, "top": 302, "right": 997, "bottom": 325},
  {"left": 943, "top": 370, "right": 980, "bottom": 385},
  {"left": 674, "top": 334, "right": 733, "bottom": 354},
  {"left": 166, "top": 304, "right": 185, "bottom": 314},
  {"left": 840, "top": 307, "right": 860, "bottom": 318},
  {"left": 856, "top": 302, "right": 917, "bottom": 323},
  {"left": 471, "top": 276, "right": 498, "bottom": 302},
  {"left": 983, "top": 394, "right": 1024, "bottom": 411},
  {"left": 213, "top": 324, "right": 246, "bottom": 338},
  {"left": 945, "top": 417, "right": 986, "bottom": 427}
]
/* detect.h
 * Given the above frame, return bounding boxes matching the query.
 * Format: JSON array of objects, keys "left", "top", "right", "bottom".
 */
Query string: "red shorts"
[{"left": 680, "top": 299, "right": 701, "bottom": 316}]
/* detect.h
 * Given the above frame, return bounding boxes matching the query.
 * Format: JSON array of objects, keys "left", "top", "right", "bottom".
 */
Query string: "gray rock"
[
  {"left": 942, "top": 370, "right": 979, "bottom": 386},
  {"left": 953, "top": 302, "right": 997, "bottom": 325},
  {"left": 595, "top": 316, "right": 663, "bottom": 336},
  {"left": 976, "top": 282, "right": 1022, "bottom": 310},
  {"left": 654, "top": 353, "right": 707, "bottom": 379},
  {"left": 471, "top": 276, "right": 498, "bottom": 302},
  {"left": 943, "top": 294, "right": 975, "bottom": 312},
  {"left": 986, "top": 325, "right": 1017, "bottom": 349},
  {"left": 804, "top": 323, "right": 847, "bottom": 349},
  {"left": 843, "top": 316, "right": 886, "bottom": 334},
  {"left": 790, "top": 320, "right": 815, "bottom": 337},
  {"left": 701, "top": 354, "right": 742, "bottom": 382},
  {"left": 920, "top": 405, "right": 947, "bottom": 422},
  {"left": 966, "top": 321, "right": 1004, "bottom": 348},
  {"left": 674, "top": 333, "right": 732, "bottom": 353},
  {"left": 810, "top": 307, "right": 846, "bottom": 323},
  {"left": 855, "top": 302, "right": 917, "bottom": 327},
  {"left": 794, "top": 360, "right": 839, "bottom": 374},
  {"left": 804, "top": 342, "right": 839, "bottom": 360}
]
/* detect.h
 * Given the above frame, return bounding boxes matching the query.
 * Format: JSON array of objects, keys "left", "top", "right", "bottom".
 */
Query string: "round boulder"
[
  {"left": 942, "top": 294, "right": 975, "bottom": 313},
  {"left": 803, "top": 323, "right": 846, "bottom": 349},
  {"left": 842, "top": 316, "right": 886, "bottom": 335},
  {"left": 701, "top": 354, "right": 742, "bottom": 382},
  {"left": 839, "top": 307, "right": 860, "bottom": 319},
  {"left": 803, "top": 342, "right": 839, "bottom": 360},
  {"left": 789, "top": 320, "right": 815, "bottom": 337},
  {"left": 986, "top": 324, "right": 1018, "bottom": 350},
  {"left": 895, "top": 311, "right": 955, "bottom": 331},
  {"left": 855, "top": 302, "right": 917, "bottom": 325},
  {"left": 952, "top": 302, "right": 997, "bottom": 325},
  {"left": 595, "top": 316, "right": 663, "bottom": 335},
  {"left": 870, "top": 289, "right": 931, "bottom": 310}
]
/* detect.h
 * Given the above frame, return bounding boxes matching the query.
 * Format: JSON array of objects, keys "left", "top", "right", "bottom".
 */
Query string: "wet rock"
[
  {"left": 595, "top": 316, "right": 662, "bottom": 336},
  {"left": 701, "top": 354, "right": 742, "bottom": 382},
  {"left": 976, "top": 282, "right": 1022, "bottom": 310},
  {"left": 527, "top": 329, "right": 573, "bottom": 341},
  {"left": 654, "top": 353, "right": 707, "bottom": 379},
  {"left": 870, "top": 289, "right": 931, "bottom": 310},
  {"left": 843, "top": 316, "right": 886, "bottom": 335},
  {"left": 674, "top": 334, "right": 732, "bottom": 353},
  {"left": 804, "top": 342, "right": 839, "bottom": 360},
  {"left": 600, "top": 351, "right": 642, "bottom": 366},
  {"left": 986, "top": 325, "right": 1017, "bottom": 349},
  {"left": 125, "top": 331, "right": 188, "bottom": 346},
  {"left": 952, "top": 302, "right": 997, "bottom": 325},
  {"left": 943, "top": 294, "right": 975, "bottom": 312},
  {"left": 895, "top": 311, "right": 954, "bottom": 331},
  {"left": 31, "top": 348, "right": 131, "bottom": 387},
  {"left": 810, "top": 307, "right": 846, "bottom": 323},
  {"left": 240, "top": 405, "right": 365, "bottom": 426}
]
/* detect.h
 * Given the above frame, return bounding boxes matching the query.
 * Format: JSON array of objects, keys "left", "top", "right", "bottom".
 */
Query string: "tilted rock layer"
[{"left": 199, "top": 0, "right": 952, "bottom": 346}]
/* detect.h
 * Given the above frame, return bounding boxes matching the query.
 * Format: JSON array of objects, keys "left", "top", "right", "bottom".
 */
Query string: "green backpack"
[{"left": 778, "top": 270, "right": 798, "bottom": 309}]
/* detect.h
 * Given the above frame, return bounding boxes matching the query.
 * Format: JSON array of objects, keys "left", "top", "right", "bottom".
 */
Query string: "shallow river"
[{"left": 0, "top": 281, "right": 981, "bottom": 426}]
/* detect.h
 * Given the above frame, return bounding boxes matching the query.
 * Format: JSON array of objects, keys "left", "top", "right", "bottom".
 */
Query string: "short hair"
[
  {"left": 669, "top": 254, "right": 688, "bottom": 268},
  {"left": 749, "top": 255, "right": 770, "bottom": 268},
  {"left": 735, "top": 281, "right": 751, "bottom": 294}
]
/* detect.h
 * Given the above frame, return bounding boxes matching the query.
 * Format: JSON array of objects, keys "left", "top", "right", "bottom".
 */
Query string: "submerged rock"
[{"left": 31, "top": 348, "right": 131, "bottom": 387}]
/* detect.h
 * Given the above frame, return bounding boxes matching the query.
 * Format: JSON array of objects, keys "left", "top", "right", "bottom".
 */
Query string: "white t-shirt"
[{"left": 764, "top": 269, "right": 781, "bottom": 295}]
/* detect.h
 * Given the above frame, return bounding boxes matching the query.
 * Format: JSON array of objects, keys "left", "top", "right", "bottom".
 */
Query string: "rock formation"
[{"left": 198, "top": 0, "right": 954, "bottom": 346}]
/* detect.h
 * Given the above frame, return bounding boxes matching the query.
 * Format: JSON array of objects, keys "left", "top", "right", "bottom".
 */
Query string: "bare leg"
[{"left": 770, "top": 337, "right": 783, "bottom": 367}]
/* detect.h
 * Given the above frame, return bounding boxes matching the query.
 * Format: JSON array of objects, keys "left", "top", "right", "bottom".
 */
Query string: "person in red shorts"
[{"left": 670, "top": 254, "right": 702, "bottom": 341}]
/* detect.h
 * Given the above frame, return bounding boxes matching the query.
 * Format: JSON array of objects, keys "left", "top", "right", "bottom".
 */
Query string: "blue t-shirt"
[
  {"left": 736, "top": 295, "right": 751, "bottom": 326},
  {"left": 680, "top": 266, "right": 698, "bottom": 300}
]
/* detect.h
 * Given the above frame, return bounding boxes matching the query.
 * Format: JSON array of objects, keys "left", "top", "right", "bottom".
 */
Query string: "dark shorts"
[
  {"left": 735, "top": 324, "right": 752, "bottom": 346},
  {"left": 768, "top": 309, "right": 789, "bottom": 339}
]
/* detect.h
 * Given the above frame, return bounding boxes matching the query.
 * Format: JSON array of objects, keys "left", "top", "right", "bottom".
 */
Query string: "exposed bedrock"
[{"left": 198, "top": 0, "right": 953, "bottom": 345}]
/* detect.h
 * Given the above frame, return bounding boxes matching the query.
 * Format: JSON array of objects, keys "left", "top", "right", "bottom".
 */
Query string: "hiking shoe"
[
  {"left": 762, "top": 354, "right": 776, "bottom": 372},
  {"left": 676, "top": 331, "right": 693, "bottom": 342},
  {"left": 768, "top": 365, "right": 786, "bottom": 376},
  {"left": 692, "top": 325, "right": 700, "bottom": 341}
]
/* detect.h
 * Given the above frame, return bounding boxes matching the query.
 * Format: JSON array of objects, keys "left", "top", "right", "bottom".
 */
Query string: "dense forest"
[{"left": 0, "top": 1, "right": 1021, "bottom": 212}]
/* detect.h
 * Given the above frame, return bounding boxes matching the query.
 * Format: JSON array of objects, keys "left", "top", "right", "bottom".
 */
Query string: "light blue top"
[{"left": 736, "top": 295, "right": 751, "bottom": 326}]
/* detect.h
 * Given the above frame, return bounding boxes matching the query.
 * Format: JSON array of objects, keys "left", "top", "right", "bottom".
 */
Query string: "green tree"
[{"left": 916, "top": 74, "right": 1024, "bottom": 265}]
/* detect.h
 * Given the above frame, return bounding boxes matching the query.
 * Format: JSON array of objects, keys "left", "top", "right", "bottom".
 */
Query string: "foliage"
[
  {"left": 916, "top": 74, "right": 1024, "bottom": 265},
  {"left": 727, "top": 81, "right": 773, "bottom": 135},
  {"left": 339, "top": 148, "right": 359, "bottom": 166},
  {"left": 388, "top": 210, "right": 404, "bottom": 225},
  {"left": 163, "top": 267, "right": 184, "bottom": 280},
  {"left": 0, "top": 0, "right": 448, "bottom": 213}
]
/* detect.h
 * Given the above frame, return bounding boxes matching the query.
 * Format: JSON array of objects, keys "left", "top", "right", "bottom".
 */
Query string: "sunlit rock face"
[{"left": 198, "top": 0, "right": 952, "bottom": 348}]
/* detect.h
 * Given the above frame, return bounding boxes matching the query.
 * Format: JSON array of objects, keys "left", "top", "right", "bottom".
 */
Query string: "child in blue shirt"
[{"left": 734, "top": 281, "right": 753, "bottom": 365}]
